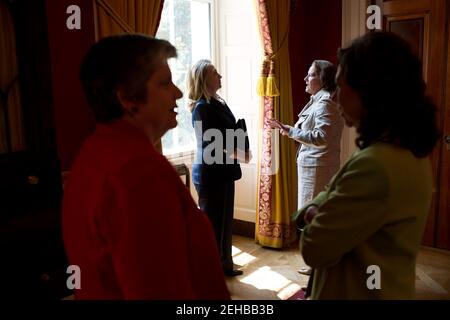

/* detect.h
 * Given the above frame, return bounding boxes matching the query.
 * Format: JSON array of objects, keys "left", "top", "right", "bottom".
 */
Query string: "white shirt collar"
[{"left": 311, "top": 88, "right": 327, "bottom": 101}]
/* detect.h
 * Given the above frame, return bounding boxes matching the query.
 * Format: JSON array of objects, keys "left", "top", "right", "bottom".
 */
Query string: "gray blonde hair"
[
  {"left": 80, "top": 34, "right": 177, "bottom": 122},
  {"left": 186, "top": 59, "right": 213, "bottom": 111}
]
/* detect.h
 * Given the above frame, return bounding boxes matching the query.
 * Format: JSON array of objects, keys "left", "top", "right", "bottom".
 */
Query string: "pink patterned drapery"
[{"left": 254, "top": 0, "right": 297, "bottom": 248}]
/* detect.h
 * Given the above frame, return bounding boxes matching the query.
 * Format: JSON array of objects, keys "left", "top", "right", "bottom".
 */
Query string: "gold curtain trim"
[
  {"left": 256, "top": 0, "right": 292, "bottom": 97},
  {"left": 255, "top": 0, "right": 297, "bottom": 248},
  {"left": 94, "top": 0, "right": 134, "bottom": 33}
]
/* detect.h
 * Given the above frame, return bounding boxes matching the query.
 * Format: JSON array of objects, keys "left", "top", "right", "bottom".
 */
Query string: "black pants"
[
  {"left": 195, "top": 182, "right": 235, "bottom": 271},
  {"left": 305, "top": 269, "right": 314, "bottom": 298}
]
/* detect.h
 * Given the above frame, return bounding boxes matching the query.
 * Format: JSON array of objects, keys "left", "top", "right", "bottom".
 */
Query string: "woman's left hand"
[
  {"left": 304, "top": 205, "right": 318, "bottom": 224},
  {"left": 233, "top": 149, "right": 252, "bottom": 163}
]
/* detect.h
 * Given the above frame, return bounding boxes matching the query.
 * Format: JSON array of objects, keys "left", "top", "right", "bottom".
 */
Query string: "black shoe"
[
  {"left": 224, "top": 269, "right": 243, "bottom": 277},
  {"left": 297, "top": 267, "right": 312, "bottom": 275}
]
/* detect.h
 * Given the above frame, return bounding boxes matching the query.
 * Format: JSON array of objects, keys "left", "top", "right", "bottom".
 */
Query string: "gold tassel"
[
  {"left": 266, "top": 60, "right": 280, "bottom": 97},
  {"left": 257, "top": 60, "right": 269, "bottom": 96},
  {"left": 257, "top": 76, "right": 267, "bottom": 97}
]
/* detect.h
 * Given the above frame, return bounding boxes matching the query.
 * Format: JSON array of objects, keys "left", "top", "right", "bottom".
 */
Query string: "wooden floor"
[{"left": 226, "top": 235, "right": 450, "bottom": 300}]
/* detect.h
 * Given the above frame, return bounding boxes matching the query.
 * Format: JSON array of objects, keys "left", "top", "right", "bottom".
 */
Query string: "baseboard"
[
  {"left": 421, "top": 245, "right": 450, "bottom": 255},
  {"left": 232, "top": 219, "right": 255, "bottom": 238}
]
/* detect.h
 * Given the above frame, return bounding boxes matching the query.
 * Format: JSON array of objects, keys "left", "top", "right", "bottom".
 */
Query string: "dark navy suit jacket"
[{"left": 191, "top": 97, "right": 242, "bottom": 185}]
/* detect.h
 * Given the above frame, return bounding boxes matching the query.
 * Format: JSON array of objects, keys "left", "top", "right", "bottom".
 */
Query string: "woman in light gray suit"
[{"left": 268, "top": 60, "right": 343, "bottom": 278}]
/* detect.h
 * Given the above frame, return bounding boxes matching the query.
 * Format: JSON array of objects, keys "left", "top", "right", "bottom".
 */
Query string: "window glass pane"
[{"left": 156, "top": 0, "right": 212, "bottom": 155}]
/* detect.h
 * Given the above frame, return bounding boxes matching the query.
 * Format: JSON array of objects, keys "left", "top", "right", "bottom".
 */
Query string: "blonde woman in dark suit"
[{"left": 187, "top": 59, "right": 250, "bottom": 277}]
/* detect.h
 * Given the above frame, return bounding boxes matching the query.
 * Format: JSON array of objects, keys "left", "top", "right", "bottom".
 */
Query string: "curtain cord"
[{"left": 94, "top": 0, "right": 134, "bottom": 33}]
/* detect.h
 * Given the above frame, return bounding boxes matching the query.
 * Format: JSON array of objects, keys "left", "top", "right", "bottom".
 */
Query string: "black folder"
[{"left": 235, "top": 118, "right": 250, "bottom": 152}]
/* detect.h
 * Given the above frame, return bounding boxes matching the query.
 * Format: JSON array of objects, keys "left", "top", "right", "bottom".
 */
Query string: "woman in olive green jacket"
[{"left": 295, "top": 32, "right": 440, "bottom": 299}]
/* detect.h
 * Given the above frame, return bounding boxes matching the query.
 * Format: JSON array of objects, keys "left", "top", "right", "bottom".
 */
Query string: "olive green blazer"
[{"left": 297, "top": 143, "right": 433, "bottom": 299}]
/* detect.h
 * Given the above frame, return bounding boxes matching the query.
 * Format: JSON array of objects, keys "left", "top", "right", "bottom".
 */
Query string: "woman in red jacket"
[{"left": 62, "top": 34, "right": 230, "bottom": 300}]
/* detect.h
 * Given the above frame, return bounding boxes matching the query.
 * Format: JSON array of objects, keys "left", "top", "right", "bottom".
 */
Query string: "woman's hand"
[
  {"left": 303, "top": 205, "right": 318, "bottom": 224},
  {"left": 233, "top": 149, "right": 252, "bottom": 163},
  {"left": 293, "top": 204, "right": 318, "bottom": 230},
  {"left": 266, "top": 118, "right": 290, "bottom": 136}
]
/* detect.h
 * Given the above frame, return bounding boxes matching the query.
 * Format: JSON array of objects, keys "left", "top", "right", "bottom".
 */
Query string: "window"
[{"left": 156, "top": 0, "right": 214, "bottom": 156}]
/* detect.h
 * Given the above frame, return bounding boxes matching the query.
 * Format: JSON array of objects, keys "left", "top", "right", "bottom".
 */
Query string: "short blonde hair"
[{"left": 186, "top": 59, "right": 213, "bottom": 111}]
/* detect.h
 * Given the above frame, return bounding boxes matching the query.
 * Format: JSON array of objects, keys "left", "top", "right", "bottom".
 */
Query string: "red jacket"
[{"left": 62, "top": 119, "right": 230, "bottom": 300}]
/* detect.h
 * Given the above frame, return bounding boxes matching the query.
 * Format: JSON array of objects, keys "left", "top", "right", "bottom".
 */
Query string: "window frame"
[{"left": 159, "top": 0, "right": 218, "bottom": 159}]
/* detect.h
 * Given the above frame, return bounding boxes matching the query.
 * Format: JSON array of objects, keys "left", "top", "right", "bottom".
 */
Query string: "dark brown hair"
[
  {"left": 337, "top": 31, "right": 440, "bottom": 157},
  {"left": 313, "top": 60, "right": 337, "bottom": 93}
]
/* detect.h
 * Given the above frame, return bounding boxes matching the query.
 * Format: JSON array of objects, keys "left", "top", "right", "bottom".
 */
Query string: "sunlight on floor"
[
  {"left": 231, "top": 246, "right": 242, "bottom": 256},
  {"left": 228, "top": 236, "right": 450, "bottom": 300},
  {"left": 241, "top": 266, "right": 290, "bottom": 291},
  {"left": 233, "top": 251, "right": 257, "bottom": 266},
  {"left": 227, "top": 240, "right": 308, "bottom": 300},
  {"left": 239, "top": 265, "right": 301, "bottom": 299},
  {"left": 277, "top": 282, "right": 302, "bottom": 300},
  {"left": 232, "top": 245, "right": 258, "bottom": 267}
]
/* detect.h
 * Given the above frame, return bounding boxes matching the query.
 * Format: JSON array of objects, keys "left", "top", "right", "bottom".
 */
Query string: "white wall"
[{"left": 216, "top": 0, "right": 261, "bottom": 222}]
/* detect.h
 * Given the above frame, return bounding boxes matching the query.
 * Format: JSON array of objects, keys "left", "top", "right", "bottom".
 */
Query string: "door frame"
[{"left": 436, "top": 9, "right": 450, "bottom": 249}]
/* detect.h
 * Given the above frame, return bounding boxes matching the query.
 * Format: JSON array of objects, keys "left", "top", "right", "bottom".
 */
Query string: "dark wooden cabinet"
[{"left": 0, "top": 0, "right": 70, "bottom": 299}]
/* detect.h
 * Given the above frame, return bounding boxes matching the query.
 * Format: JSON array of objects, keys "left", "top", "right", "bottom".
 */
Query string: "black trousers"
[{"left": 194, "top": 181, "right": 235, "bottom": 271}]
